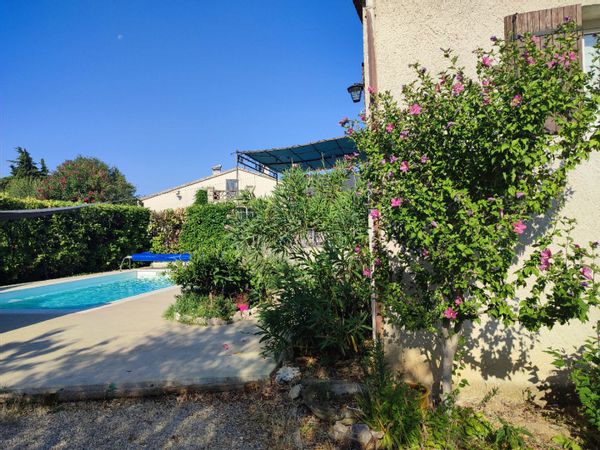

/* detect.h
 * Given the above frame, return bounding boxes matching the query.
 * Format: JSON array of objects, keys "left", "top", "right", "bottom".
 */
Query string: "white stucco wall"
[
  {"left": 141, "top": 168, "right": 277, "bottom": 212},
  {"left": 360, "top": 0, "right": 600, "bottom": 401}
]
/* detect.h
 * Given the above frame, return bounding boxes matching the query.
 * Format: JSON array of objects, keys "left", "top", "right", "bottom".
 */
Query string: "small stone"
[
  {"left": 331, "top": 421, "right": 352, "bottom": 441},
  {"left": 289, "top": 384, "right": 302, "bottom": 400},
  {"left": 174, "top": 312, "right": 181, "bottom": 321},
  {"left": 352, "top": 423, "right": 374, "bottom": 448},
  {"left": 371, "top": 430, "right": 384, "bottom": 440},
  {"left": 275, "top": 366, "right": 301, "bottom": 384}
]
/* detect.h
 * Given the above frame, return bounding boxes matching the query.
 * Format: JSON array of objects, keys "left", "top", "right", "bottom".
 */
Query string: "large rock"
[
  {"left": 289, "top": 384, "right": 302, "bottom": 400},
  {"left": 275, "top": 366, "right": 301, "bottom": 384}
]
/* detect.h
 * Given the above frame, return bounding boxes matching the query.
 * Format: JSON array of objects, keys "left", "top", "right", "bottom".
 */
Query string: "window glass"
[{"left": 583, "top": 33, "right": 598, "bottom": 79}]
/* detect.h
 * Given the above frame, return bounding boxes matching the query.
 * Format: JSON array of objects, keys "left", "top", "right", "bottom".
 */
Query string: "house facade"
[
  {"left": 353, "top": 1, "right": 600, "bottom": 400},
  {"left": 141, "top": 166, "right": 277, "bottom": 211}
]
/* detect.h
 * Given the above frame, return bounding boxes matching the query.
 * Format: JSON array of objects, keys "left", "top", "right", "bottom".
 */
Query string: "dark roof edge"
[{"left": 238, "top": 136, "right": 351, "bottom": 155}]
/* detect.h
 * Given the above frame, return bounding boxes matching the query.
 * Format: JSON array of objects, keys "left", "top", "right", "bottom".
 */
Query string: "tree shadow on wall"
[{"left": 385, "top": 318, "right": 543, "bottom": 402}]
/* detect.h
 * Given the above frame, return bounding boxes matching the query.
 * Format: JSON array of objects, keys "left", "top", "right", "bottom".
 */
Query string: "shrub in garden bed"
[
  {"left": 234, "top": 165, "right": 372, "bottom": 361},
  {"left": 164, "top": 292, "right": 237, "bottom": 324},
  {"left": 0, "top": 194, "right": 150, "bottom": 284},
  {"left": 148, "top": 208, "right": 186, "bottom": 253}
]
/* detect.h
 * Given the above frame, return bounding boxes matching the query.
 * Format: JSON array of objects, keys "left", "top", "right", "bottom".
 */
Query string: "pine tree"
[
  {"left": 39, "top": 158, "right": 49, "bottom": 177},
  {"left": 9, "top": 147, "right": 39, "bottom": 178}
]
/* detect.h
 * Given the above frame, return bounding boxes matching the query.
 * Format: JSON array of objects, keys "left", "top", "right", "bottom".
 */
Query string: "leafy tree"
[
  {"left": 37, "top": 156, "right": 137, "bottom": 204},
  {"left": 349, "top": 22, "right": 600, "bottom": 399}
]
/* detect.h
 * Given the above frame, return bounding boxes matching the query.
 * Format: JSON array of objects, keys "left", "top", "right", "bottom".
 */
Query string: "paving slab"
[{"left": 0, "top": 285, "right": 276, "bottom": 400}]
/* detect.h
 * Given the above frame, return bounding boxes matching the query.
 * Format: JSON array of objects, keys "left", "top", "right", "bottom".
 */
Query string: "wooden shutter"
[
  {"left": 504, "top": 5, "right": 583, "bottom": 133},
  {"left": 504, "top": 4, "right": 583, "bottom": 63}
]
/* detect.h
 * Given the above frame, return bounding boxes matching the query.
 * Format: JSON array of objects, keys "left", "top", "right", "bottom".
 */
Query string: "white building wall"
[{"left": 141, "top": 168, "right": 277, "bottom": 212}]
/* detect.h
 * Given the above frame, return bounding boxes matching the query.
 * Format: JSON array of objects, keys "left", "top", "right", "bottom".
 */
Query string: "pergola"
[{"left": 236, "top": 136, "right": 359, "bottom": 179}]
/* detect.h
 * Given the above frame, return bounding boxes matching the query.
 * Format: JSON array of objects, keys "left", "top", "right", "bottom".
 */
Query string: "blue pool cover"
[{"left": 131, "top": 252, "right": 191, "bottom": 262}]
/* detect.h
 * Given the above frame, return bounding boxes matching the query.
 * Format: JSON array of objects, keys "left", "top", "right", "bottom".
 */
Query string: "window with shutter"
[{"left": 504, "top": 5, "right": 585, "bottom": 133}]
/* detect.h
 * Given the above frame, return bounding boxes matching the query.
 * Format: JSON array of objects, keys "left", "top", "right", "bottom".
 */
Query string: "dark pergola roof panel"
[{"left": 237, "top": 136, "right": 358, "bottom": 173}]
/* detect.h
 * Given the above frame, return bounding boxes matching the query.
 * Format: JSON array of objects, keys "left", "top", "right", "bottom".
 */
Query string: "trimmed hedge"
[
  {"left": 179, "top": 202, "right": 234, "bottom": 253},
  {"left": 148, "top": 208, "right": 187, "bottom": 253},
  {"left": 0, "top": 195, "right": 150, "bottom": 285}
]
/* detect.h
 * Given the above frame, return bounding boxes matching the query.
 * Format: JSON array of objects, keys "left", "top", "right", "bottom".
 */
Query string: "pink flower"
[
  {"left": 223, "top": 343, "right": 231, "bottom": 351},
  {"left": 399, "top": 130, "right": 409, "bottom": 139},
  {"left": 346, "top": 128, "right": 354, "bottom": 135},
  {"left": 409, "top": 103, "right": 422, "bottom": 115},
  {"left": 380, "top": 158, "right": 387, "bottom": 165},
  {"left": 374, "top": 258, "right": 382, "bottom": 267},
  {"left": 389, "top": 155, "right": 398, "bottom": 164},
  {"left": 430, "top": 220, "right": 438, "bottom": 228},
  {"left": 515, "top": 191, "right": 525, "bottom": 199},
  {"left": 539, "top": 248, "right": 552, "bottom": 271},
  {"left": 532, "top": 35, "right": 541, "bottom": 44},
  {"left": 400, "top": 161, "right": 410, "bottom": 172},
  {"left": 385, "top": 123, "right": 395, "bottom": 133},
  {"left": 483, "top": 95, "right": 491, "bottom": 105},
  {"left": 443, "top": 307, "right": 458, "bottom": 320},
  {"left": 581, "top": 266, "right": 593, "bottom": 281},
  {"left": 510, "top": 94, "right": 522, "bottom": 107},
  {"left": 339, "top": 117, "right": 349, "bottom": 126},
  {"left": 546, "top": 60, "right": 557, "bottom": 69},
  {"left": 482, "top": 56, "right": 493, "bottom": 67},
  {"left": 482, "top": 78, "right": 491, "bottom": 87},
  {"left": 363, "top": 267, "right": 373, "bottom": 278},
  {"left": 454, "top": 296, "right": 463, "bottom": 306},
  {"left": 343, "top": 154, "right": 355, "bottom": 162},
  {"left": 368, "top": 85, "right": 376, "bottom": 94},
  {"left": 512, "top": 220, "right": 527, "bottom": 235},
  {"left": 391, "top": 197, "right": 403, "bottom": 208},
  {"left": 354, "top": 245, "right": 361, "bottom": 254},
  {"left": 526, "top": 56, "right": 535, "bottom": 65},
  {"left": 369, "top": 209, "right": 380, "bottom": 219},
  {"left": 568, "top": 51, "right": 577, "bottom": 62},
  {"left": 420, "top": 155, "right": 429, "bottom": 163},
  {"left": 452, "top": 82, "right": 465, "bottom": 95},
  {"left": 237, "top": 303, "right": 249, "bottom": 312}
]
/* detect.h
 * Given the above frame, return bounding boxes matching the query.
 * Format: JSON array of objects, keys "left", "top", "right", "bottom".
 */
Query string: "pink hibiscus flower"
[
  {"left": 510, "top": 94, "right": 522, "bottom": 107},
  {"left": 369, "top": 209, "right": 380, "bottom": 219},
  {"left": 385, "top": 123, "right": 395, "bottom": 133},
  {"left": 539, "top": 248, "right": 552, "bottom": 271},
  {"left": 443, "top": 307, "right": 458, "bottom": 320},
  {"left": 409, "top": 103, "right": 422, "bottom": 115},
  {"left": 391, "top": 197, "right": 403, "bottom": 208},
  {"left": 581, "top": 266, "right": 593, "bottom": 281},
  {"left": 363, "top": 267, "right": 373, "bottom": 278},
  {"left": 482, "top": 56, "right": 493, "bottom": 67},
  {"left": 420, "top": 155, "right": 429, "bottom": 163},
  {"left": 452, "top": 82, "right": 465, "bottom": 95},
  {"left": 512, "top": 220, "right": 527, "bottom": 235},
  {"left": 400, "top": 161, "right": 410, "bottom": 172},
  {"left": 339, "top": 117, "right": 349, "bottom": 126}
]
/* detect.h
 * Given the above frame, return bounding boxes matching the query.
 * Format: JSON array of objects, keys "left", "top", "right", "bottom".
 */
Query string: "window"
[
  {"left": 226, "top": 179, "right": 238, "bottom": 199},
  {"left": 583, "top": 33, "right": 598, "bottom": 78}
]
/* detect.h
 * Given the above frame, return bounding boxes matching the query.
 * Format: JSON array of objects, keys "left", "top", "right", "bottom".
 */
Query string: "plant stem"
[{"left": 440, "top": 319, "right": 463, "bottom": 400}]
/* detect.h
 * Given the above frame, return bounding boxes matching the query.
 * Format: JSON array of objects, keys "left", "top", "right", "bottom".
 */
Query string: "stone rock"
[
  {"left": 275, "top": 366, "right": 301, "bottom": 384},
  {"left": 371, "top": 430, "right": 384, "bottom": 440},
  {"left": 352, "top": 423, "right": 372, "bottom": 445},
  {"left": 330, "top": 421, "right": 352, "bottom": 442},
  {"left": 174, "top": 312, "right": 181, "bottom": 321},
  {"left": 289, "top": 384, "right": 302, "bottom": 400}
]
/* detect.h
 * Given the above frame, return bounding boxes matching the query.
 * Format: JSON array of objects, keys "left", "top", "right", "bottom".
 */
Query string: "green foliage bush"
[
  {"left": 548, "top": 321, "right": 600, "bottom": 435},
  {"left": 2, "top": 177, "right": 43, "bottom": 199},
  {"left": 359, "top": 343, "right": 534, "bottom": 449},
  {"left": 171, "top": 245, "right": 249, "bottom": 298},
  {"left": 148, "top": 208, "right": 186, "bottom": 253},
  {"left": 164, "top": 292, "right": 237, "bottom": 323},
  {"left": 37, "top": 156, "right": 137, "bottom": 204},
  {"left": 194, "top": 189, "right": 208, "bottom": 205},
  {"left": 235, "top": 165, "right": 372, "bottom": 360},
  {"left": 0, "top": 194, "right": 150, "bottom": 284},
  {"left": 179, "top": 202, "right": 234, "bottom": 252}
]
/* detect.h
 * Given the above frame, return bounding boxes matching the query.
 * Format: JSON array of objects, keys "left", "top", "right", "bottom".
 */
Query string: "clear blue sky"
[{"left": 0, "top": 0, "right": 363, "bottom": 196}]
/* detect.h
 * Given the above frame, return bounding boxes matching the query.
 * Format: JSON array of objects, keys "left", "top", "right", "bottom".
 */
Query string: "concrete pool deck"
[{"left": 0, "top": 283, "right": 276, "bottom": 400}]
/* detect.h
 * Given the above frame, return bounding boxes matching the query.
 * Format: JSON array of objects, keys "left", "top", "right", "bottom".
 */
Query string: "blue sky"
[{"left": 0, "top": 0, "right": 363, "bottom": 196}]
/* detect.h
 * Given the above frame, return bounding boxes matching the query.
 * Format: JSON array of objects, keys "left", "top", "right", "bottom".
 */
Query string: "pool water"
[{"left": 0, "top": 271, "right": 173, "bottom": 311}]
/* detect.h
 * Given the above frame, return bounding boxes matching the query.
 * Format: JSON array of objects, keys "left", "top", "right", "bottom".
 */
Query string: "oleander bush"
[{"left": 0, "top": 194, "right": 150, "bottom": 284}]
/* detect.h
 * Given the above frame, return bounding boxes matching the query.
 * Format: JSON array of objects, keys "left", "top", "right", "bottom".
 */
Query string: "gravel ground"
[{"left": 0, "top": 390, "right": 307, "bottom": 450}]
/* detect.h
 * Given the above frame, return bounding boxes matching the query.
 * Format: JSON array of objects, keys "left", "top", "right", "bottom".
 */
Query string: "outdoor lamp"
[{"left": 347, "top": 82, "right": 364, "bottom": 103}]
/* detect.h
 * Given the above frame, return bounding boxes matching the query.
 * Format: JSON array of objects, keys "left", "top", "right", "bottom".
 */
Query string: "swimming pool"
[{"left": 0, "top": 271, "right": 174, "bottom": 311}]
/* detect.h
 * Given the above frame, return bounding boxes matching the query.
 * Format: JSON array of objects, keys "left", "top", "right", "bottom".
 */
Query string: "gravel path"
[{"left": 0, "top": 392, "right": 296, "bottom": 450}]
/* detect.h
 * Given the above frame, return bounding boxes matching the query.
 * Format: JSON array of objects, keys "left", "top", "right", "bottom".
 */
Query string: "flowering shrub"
[
  {"left": 148, "top": 208, "right": 187, "bottom": 253},
  {"left": 349, "top": 21, "right": 600, "bottom": 397},
  {"left": 37, "top": 156, "right": 137, "bottom": 204}
]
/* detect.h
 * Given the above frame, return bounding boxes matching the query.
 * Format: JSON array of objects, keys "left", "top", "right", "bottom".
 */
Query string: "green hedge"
[
  {"left": 179, "top": 202, "right": 234, "bottom": 253},
  {"left": 148, "top": 208, "right": 187, "bottom": 253},
  {"left": 0, "top": 195, "right": 150, "bottom": 285}
]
